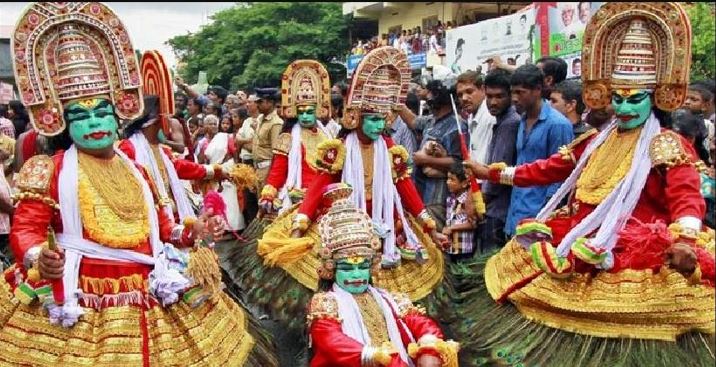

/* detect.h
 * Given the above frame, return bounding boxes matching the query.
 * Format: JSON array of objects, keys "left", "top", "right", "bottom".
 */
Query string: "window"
[{"left": 422, "top": 15, "right": 439, "bottom": 31}]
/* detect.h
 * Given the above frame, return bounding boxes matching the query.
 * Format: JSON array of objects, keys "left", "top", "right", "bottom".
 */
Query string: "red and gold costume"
[
  {"left": 257, "top": 47, "right": 443, "bottom": 301},
  {"left": 457, "top": 4, "right": 715, "bottom": 366},
  {"left": 307, "top": 183, "right": 458, "bottom": 367},
  {"left": 260, "top": 60, "right": 333, "bottom": 212},
  {"left": 0, "top": 3, "right": 277, "bottom": 366},
  {"left": 118, "top": 50, "right": 221, "bottom": 222}
]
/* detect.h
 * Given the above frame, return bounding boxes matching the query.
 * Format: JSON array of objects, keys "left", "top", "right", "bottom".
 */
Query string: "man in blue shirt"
[
  {"left": 413, "top": 79, "right": 468, "bottom": 229},
  {"left": 504, "top": 64, "right": 573, "bottom": 236}
]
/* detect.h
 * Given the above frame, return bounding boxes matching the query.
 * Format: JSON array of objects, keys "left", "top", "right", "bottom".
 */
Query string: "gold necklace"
[
  {"left": 78, "top": 152, "right": 147, "bottom": 221},
  {"left": 360, "top": 143, "right": 374, "bottom": 201},
  {"left": 301, "top": 128, "right": 329, "bottom": 171},
  {"left": 576, "top": 127, "right": 641, "bottom": 205},
  {"left": 354, "top": 292, "right": 390, "bottom": 346},
  {"left": 150, "top": 145, "right": 175, "bottom": 209}
]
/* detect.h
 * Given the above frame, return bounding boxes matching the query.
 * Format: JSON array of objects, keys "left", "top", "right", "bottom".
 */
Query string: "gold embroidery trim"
[
  {"left": 16, "top": 154, "right": 54, "bottom": 194},
  {"left": 80, "top": 274, "right": 147, "bottom": 295},
  {"left": 273, "top": 132, "right": 292, "bottom": 155},
  {"left": 354, "top": 292, "right": 391, "bottom": 345},
  {"left": 649, "top": 131, "right": 691, "bottom": 168},
  {"left": 575, "top": 127, "right": 640, "bottom": 205},
  {"left": 12, "top": 191, "right": 59, "bottom": 209},
  {"left": 484, "top": 241, "right": 716, "bottom": 341},
  {"left": 307, "top": 292, "right": 341, "bottom": 325}
]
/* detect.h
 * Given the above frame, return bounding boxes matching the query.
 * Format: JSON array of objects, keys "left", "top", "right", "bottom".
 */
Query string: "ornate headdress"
[
  {"left": 581, "top": 2, "right": 691, "bottom": 111},
  {"left": 342, "top": 46, "right": 411, "bottom": 129},
  {"left": 281, "top": 60, "right": 331, "bottom": 120},
  {"left": 317, "top": 183, "right": 381, "bottom": 280},
  {"left": 12, "top": 2, "right": 143, "bottom": 136},
  {"left": 141, "top": 50, "right": 175, "bottom": 127}
]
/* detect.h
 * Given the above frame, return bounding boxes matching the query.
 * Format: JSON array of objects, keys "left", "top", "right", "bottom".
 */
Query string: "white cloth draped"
[
  {"left": 128, "top": 133, "right": 195, "bottom": 221},
  {"left": 535, "top": 114, "right": 661, "bottom": 268},
  {"left": 332, "top": 284, "right": 414, "bottom": 366},
  {"left": 55, "top": 146, "right": 189, "bottom": 327},
  {"left": 342, "top": 133, "right": 421, "bottom": 266},
  {"left": 278, "top": 122, "right": 331, "bottom": 213},
  {"left": 204, "top": 132, "right": 245, "bottom": 230}
]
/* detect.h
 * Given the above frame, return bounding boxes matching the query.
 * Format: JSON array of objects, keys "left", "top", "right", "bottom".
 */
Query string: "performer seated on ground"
[{"left": 307, "top": 183, "right": 459, "bottom": 367}]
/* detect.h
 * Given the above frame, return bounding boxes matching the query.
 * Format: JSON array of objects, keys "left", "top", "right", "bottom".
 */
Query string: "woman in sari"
[{"left": 198, "top": 114, "right": 245, "bottom": 232}]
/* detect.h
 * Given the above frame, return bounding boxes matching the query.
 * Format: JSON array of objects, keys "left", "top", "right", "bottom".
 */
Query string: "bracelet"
[
  {"left": 418, "top": 210, "right": 436, "bottom": 231},
  {"left": 170, "top": 225, "right": 186, "bottom": 243},
  {"left": 183, "top": 216, "right": 197, "bottom": 229},
  {"left": 260, "top": 184, "right": 278, "bottom": 201},
  {"left": 23, "top": 245, "right": 42, "bottom": 271},
  {"left": 291, "top": 213, "right": 310, "bottom": 232}
]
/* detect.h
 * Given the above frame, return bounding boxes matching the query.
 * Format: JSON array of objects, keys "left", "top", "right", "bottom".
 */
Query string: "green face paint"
[
  {"left": 66, "top": 98, "right": 118, "bottom": 150},
  {"left": 611, "top": 90, "right": 652, "bottom": 129},
  {"left": 361, "top": 113, "right": 386, "bottom": 141},
  {"left": 335, "top": 258, "right": 371, "bottom": 294},
  {"left": 297, "top": 105, "right": 317, "bottom": 128}
]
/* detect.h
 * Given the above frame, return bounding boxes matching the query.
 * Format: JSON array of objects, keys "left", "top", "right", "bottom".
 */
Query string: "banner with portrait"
[
  {"left": 533, "top": 2, "right": 604, "bottom": 79},
  {"left": 446, "top": 5, "right": 535, "bottom": 75}
]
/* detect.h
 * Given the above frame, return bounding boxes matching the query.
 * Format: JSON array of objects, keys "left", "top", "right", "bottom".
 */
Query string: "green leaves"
[
  {"left": 687, "top": 3, "right": 716, "bottom": 81},
  {"left": 166, "top": 2, "right": 350, "bottom": 90}
]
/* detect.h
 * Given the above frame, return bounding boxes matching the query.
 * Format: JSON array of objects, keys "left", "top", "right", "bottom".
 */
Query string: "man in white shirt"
[{"left": 457, "top": 71, "right": 494, "bottom": 165}]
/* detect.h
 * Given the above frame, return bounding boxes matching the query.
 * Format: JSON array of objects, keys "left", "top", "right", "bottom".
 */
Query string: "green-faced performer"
[{"left": 307, "top": 182, "right": 459, "bottom": 367}]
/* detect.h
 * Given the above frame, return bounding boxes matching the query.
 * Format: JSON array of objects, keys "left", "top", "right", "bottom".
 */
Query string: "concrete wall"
[{"left": 376, "top": 2, "right": 457, "bottom": 36}]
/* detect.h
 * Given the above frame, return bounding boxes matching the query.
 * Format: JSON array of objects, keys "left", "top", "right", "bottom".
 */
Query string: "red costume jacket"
[
  {"left": 488, "top": 129, "right": 713, "bottom": 284},
  {"left": 298, "top": 136, "right": 425, "bottom": 222},
  {"left": 265, "top": 137, "right": 322, "bottom": 192},
  {"left": 9, "top": 152, "right": 190, "bottom": 309},
  {"left": 308, "top": 291, "right": 446, "bottom": 367}
]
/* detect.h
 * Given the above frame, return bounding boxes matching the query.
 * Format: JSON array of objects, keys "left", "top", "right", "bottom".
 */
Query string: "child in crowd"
[{"left": 442, "top": 161, "right": 477, "bottom": 262}]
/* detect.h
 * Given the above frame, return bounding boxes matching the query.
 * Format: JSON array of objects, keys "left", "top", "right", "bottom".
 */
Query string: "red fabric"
[
  {"left": 10, "top": 151, "right": 180, "bottom": 304},
  {"left": 266, "top": 144, "right": 324, "bottom": 193},
  {"left": 299, "top": 136, "right": 426, "bottom": 221},
  {"left": 512, "top": 133, "right": 591, "bottom": 186},
  {"left": 265, "top": 152, "right": 289, "bottom": 191},
  {"left": 511, "top": 129, "right": 708, "bottom": 278},
  {"left": 308, "top": 293, "right": 445, "bottom": 367},
  {"left": 177, "top": 117, "right": 195, "bottom": 162},
  {"left": 696, "top": 247, "right": 715, "bottom": 287},
  {"left": 21, "top": 130, "right": 39, "bottom": 161}
]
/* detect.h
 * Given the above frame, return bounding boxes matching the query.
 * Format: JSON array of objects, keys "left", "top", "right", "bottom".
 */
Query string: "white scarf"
[
  {"left": 332, "top": 284, "right": 414, "bottom": 366},
  {"left": 342, "top": 133, "right": 421, "bottom": 266},
  {"left": 468, "top": 99, "right": 496, "bottom": 165},
  {"left": 278, "top": 122, "right": 331, "bottom": 213},
  {"left": 128, "top": 133, "right": 195, "bottom": 221},
  {"left": 536, "top": 114, "right": 660, "bottom": 268},
  {"left": 55, "top": 146, "right": 189, "bottom": 327}
]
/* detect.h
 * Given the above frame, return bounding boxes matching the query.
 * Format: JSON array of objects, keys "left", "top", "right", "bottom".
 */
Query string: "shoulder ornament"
[
  {"left": 315, "top": 139, "right": 346, "bottom": 174},
  {"left": 649, "top": 131, "right": 690, "bottom": 168},
  {"left": 273, "top": 132, "right": 292, "bottom": 156},
  {"left": 306, "top": 292, "right": 340, "bottom": 325}
]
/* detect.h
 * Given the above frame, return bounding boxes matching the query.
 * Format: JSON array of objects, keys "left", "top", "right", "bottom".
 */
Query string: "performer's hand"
[
  {"left": 416, "top": 354, "right": 442, "bottom": 367},
  {"left": 665, "top": 243, "right": 697, "bottom": 276},
  {"left": 39, "top": 247, "right": 64, "bottom": 280},
  {"left": 433, "top": 232, "right": 449, "bottom": 250},
  {"left": 174, "top": 76, "right": 186, "bottom": 88},
  {"left": 462, "top": 160, "right": 489, "bottom": 180}
]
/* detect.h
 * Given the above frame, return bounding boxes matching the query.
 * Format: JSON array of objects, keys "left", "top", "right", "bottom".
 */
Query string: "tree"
[
  {"left": 166, "top": 2, "right": 350, "bottom": 91},
  {"left": 687, "top": 2, "right": 715, "bottom": 81}
]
